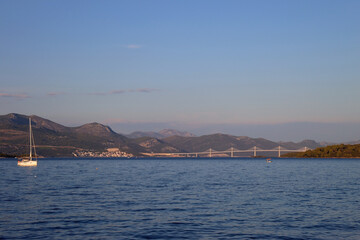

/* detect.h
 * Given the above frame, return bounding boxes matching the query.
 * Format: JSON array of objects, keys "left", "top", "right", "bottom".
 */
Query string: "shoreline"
[{"left": 2, "top": 156, "right": 360, "bottom": 160}]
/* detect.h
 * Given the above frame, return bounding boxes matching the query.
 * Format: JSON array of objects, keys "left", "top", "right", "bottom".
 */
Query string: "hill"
[
  {"left": 162, "top": 134, "right": 321, "bottom": 156},
  {"left": 132, "top": 137, "right": 184, "bottom": 153},
  {"left": 0, "top": 113, "right": 324, "bottom": 158},
  {"left": 0, "top": 113, "right": 145, "bottom": 157},
  {"left": 127, "top": 129, "right": 196, "bottom": 139},
  {"left": 283, "top": 144, "right": 360, "bottom": 158}
]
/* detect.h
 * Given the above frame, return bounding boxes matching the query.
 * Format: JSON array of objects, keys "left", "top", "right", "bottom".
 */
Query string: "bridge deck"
[{"left": 143, "top": 146, "right": 309, "bottom": 157}]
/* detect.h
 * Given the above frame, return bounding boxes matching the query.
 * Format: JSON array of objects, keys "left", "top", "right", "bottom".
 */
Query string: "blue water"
[{"left": 0, "top": 158, "right": 359, "bottom": 239}]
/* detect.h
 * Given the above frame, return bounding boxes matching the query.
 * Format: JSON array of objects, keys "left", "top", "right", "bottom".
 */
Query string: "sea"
[{"left": 0, "top": 158, "right": 359, "bottom": 240}]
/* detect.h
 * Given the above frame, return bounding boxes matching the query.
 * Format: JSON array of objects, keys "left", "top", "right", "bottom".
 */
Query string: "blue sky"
[{"left": 1, "top": 0, "right": 360, "bottom": 142}]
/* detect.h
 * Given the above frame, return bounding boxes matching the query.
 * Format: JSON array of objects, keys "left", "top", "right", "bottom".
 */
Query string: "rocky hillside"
[
  {"left": 0, "top": 113, "right": 323, "bottom": 158},
  {"left": 0, "top": 113, "right": 145, "bottom": 157},
  {"left": 162, "top": 134, "right": 321, "bottom": 153},
  {"left": 127, "top": 129, "right": 196, "bottom": 139}
]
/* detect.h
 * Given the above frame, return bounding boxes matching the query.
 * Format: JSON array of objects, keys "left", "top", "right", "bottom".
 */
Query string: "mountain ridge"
[
  {"left": 0, "top": 113, "right": 145, "bottom": 157},
  {"left": 0, "top": 113, "right": 330, "bottom": 157},
  {"left": 126, "top": 129, "right": 196, "bottom": 139}
]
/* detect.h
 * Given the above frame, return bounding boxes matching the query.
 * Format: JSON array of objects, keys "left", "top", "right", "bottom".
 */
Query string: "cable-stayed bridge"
[{"left": 143, "top": 146, "right": 310, "bottom": 158}]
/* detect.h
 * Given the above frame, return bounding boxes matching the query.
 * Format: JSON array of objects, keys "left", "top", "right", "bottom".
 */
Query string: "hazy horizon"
[
  {"left": 108, "top": 121, "right": 360, "bottom": 143},
  {"left": 1, "top": 1, "right": 359, "bottom": 143}
]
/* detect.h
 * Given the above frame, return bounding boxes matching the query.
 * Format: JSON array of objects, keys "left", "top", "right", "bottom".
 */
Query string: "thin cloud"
[
  {"left": 91, "top": 88, "right": 159, "bottom": 96},
  {"left": 110, "top": 90, "right": 127, "bottom": 94},
  {"left": 129, "top": 88, "right": 159, "bottom": 93},
  {"left": 125, "top": 44, "right": 143, "bottom": 49},
  {"left": 47, "top": 92, "right": 66, "bottom": 97},
  {"left": 0, "top": 92, "right": 30, "bottom": 99}
]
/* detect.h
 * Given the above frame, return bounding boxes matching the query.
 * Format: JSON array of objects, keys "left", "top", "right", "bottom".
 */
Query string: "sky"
[{"left": 1, "top": 0, "right": 360, "bottom": 142}]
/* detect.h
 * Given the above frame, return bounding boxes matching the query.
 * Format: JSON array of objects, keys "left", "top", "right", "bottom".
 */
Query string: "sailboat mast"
[{"left": 29, "top": 118, "right": 32, "bottom": 160}]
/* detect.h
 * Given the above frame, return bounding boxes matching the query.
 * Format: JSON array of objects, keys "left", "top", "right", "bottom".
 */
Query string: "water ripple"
[{"left": 0, "top": 159, "right": 359, "bottom": 239}]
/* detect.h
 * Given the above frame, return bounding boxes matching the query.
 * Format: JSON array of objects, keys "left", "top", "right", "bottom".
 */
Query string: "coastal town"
[{"left": 72, "top": 148, "right": 133, "bottom": 158}]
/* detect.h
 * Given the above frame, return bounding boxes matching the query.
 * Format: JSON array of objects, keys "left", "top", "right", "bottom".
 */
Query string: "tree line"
[{"left": 284, "top": 144, "right": 360, "bottom": 158}]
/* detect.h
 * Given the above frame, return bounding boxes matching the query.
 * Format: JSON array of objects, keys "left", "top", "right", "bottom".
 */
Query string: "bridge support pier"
[{"left": 145, "top": 146, "right": 310, "bottom": 158}]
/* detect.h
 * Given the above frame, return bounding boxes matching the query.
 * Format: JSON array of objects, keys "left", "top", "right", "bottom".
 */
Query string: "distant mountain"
[
  {"left": 29, "top": 115, "right": 70, "bottom": 132},
  {"left": 0, "top": 113, "right": 325, "bottom": 158},
  {"left": 127, "top": 129, "right": 196, "bottom": 139},
  {"left": 132, "top": 137, "right": 184, "bottom": 153},
  {"left": 0, "top": 113, "right": 66, "bottom": 132},
  {"left": 163, "top": 134, "right": 263, "bottom": 152},
  {"left": 0, "top": 113, "right": 145, "bottom": 157},
  {"left": 126, "top": 131, "right": 164, "bottom": 139},
  {"left": 278, "top": 140, "right": 322, "bottom": 150},
  {"left": 74, "top": 122, "right": 117, "bottom": 138},
  {"left": 159, "top": 129, "right": 196, "bottom": 138},
  {"left": 162, "top": 134, "right": 322, "bottom": 156}
]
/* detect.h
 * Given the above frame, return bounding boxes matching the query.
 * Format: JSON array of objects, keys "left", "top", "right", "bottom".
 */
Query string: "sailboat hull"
[
  {"left": 18, "top": 117, "right": 38, "bottom": 167},
  {"left": 18, "top": 160, "right": 37, "bottom": 167}
]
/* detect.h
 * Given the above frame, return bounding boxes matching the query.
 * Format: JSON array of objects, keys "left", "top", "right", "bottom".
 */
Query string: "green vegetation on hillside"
[{"left": 283, "top": 144, "right": 360, "bottom": 158}]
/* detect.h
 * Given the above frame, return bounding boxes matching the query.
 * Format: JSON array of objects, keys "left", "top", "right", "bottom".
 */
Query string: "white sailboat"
[{"left": 18, "top": 118, "right": 38, "bottom": 167}]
